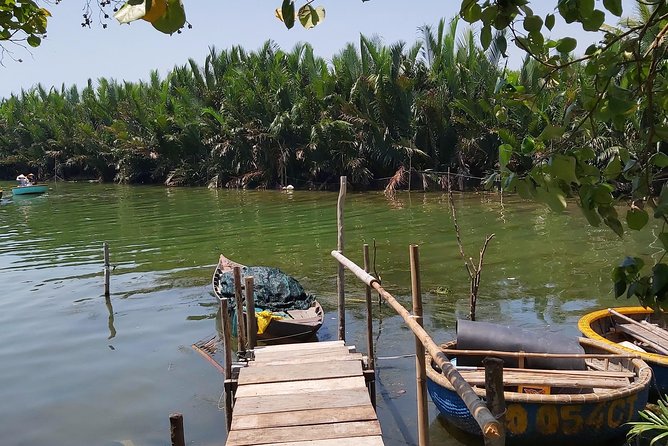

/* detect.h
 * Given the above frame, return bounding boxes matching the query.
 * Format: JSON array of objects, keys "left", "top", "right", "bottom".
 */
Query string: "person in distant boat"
[
  {"left": 26, "top": 173, "right": 35, "bottom": 185},
  {"left": 16, "top": 174, "right": 30, "bottom": 186}
]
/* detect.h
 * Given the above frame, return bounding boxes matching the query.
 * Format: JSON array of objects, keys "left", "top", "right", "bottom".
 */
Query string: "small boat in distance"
[
  {"left": 212, "top": 254, "right": 324, "bottom": 343},
  {"left": 427, "top": 321, "right": 651, "bottom": 445},
  {"left": 12, "top": 184, "right": 48, "bottom": 196},
  {"left": 579, "top": 306, "right": 668, "bottom": 398}
]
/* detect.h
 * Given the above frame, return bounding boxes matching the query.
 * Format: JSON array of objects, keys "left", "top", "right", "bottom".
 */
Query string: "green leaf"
[
  {"left": 462, "top": 1, "right": 482, "bottom": 23},
  {"left": 652, "top": 263, "right": 668, "bottom": 297},
  {"left": 652, "top": 152, "right": 668, "bottom": 168},
  {"left": 603, "top": 0, "right": 622, "bottom": 17},
  {"left": 523, "top": 15, "right": 543, "bottom": 32},
  {"left": 281, "top": 0, "right": 295, "bottom": 29},
  {"left": 26, "top": 35, "right": 40, "bottom": 47},
  {"left": 654, "top": 185, "right": 668, "bottom": 218},
  {"left": 298, "top": 4, "right": 325, "bottom": 29},
  {"left": 520, "top": 136, "right": 535, "bottom": 154},
  {"left": 538, "top": 125, "right": 564, "bottom": 141},
  {"left": 604, "top": 216, "right": 624, "bottom": 237},
  {"left": 614, "top": 278, "right": 627, "bottom": 298},
  {"left": 556, "top": 37, "right": 577, "bottom": 53},
  {"left": 496, "top": 34, "right": 507, "bottom": 57},
  {"left": 603, "top": 156, "right": 622, "bottom": 180},
  {"left": 151, "top": 0, "right": 185, "bottom": 34},
  {"left": 499, "top": 143, "right": 513, "bottom": 169},
  {"left": 480, "top": 25, "right": 492, "bottom": 50},
  {"left": 545, "top": 13, "right": 555, "bottom": 30},
  {"left": 660, "top": 233, "right": 668, "bottom": 251},
  {"left": 549, "top": 154, "right": 579, "bottom": 184},
  {"left": 626, "top": 208, "right": 649, "bottom": 231},
  {"left": 582, "top": 9, "right": 605, "bottom": 31},
  {"left": 578, "top": 0, "right": 595, "bottom": 17},
  {"left": 620, "top": 256, "right": 644, "bottom": 274},
  {"left": 114, "top": 0, "right": 147, "bottom": 24}
]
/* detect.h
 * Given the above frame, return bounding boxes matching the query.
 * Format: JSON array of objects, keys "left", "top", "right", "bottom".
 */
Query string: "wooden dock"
[{"left": 225, "top": 340, "right": 384, "bottom": 446}]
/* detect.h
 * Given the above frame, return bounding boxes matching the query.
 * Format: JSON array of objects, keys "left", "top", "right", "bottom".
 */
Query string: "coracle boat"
[
  {"left": 427, "top": 320, "right": 651, "bottom": 445},
  {"left": 212, "top": 254, "right": 323, "bottom": 343},
  {"left": 12, "top": 184, "right": 48, "bottom": 195},
  {"left": 579, "top": 306, "right": 668, "bottom": 398}
]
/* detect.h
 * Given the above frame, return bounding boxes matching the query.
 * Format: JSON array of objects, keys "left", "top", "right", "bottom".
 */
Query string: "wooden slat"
[
  {"left": 231, "top": 404, "right": 377, "bottom": 430},
  {"left": 252, "top": 346, "right": 355, "bottom": 363},
  {"left": 226, "top": 420, "right": 382, "bottom": 446},
  {"left": 617, "top": 324, "right": 668, "bottom": 354},
  {"left": 233, "top": 388, "right": 372, "bottom": 416},
  {"left": 235, "top": 376, "right": 367, "bottom": 398},
  {"left": 457, "top": 370, "right": 630, "bottom": 389},
  {"left": 253, "top": 341, "right": 345, "bottom": 355},
  {"left": 238, "top": 360, "right": 362, "bottom": 385},
  {"left": 251, "top": 352, "right": 364, "bottom": 367},
  {"left": 260, "top": 436, "right": 384, "bottom": 446}
]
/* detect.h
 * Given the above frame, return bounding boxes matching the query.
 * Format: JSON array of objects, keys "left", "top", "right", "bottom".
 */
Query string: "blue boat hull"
[
  {"left": 12, "top": 185, "right": 48, "bottom": 195},
  {"left": 428, "top": 377, "right": 649, "bottom": 445}
]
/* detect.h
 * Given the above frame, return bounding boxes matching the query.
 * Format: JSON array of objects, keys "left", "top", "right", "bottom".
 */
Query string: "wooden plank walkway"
[{"left": 226, "top": 340, "right": 384, "bottom": 446}]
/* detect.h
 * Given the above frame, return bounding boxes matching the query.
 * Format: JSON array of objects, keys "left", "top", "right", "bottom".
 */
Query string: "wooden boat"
[
  {"left": 426, "top": 337, "right": 651, "bottom": 445},
  {"left": 11, "top": 184, "right": 48, "bottom": 195},
  {"left": 579, "top": 306, "right": 668, "bottom": 398},
  {"left": 212, "top": 254, "right": 324, "bottom": 343}
]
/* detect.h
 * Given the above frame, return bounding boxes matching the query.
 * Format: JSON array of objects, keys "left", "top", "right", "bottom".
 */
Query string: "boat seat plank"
[
  {"left": 259, "top": 436, "right": 385, "bottom": 446},
  {"left": 617, "top": 324, "right": 668, "bottom": 350},
  {"left": 231, "top": 404, "right": 377, "bottom": 430},
  {"left": 250, "top": 352, "right": 364, "bottom": 367},
  {"left": 225, "top": 420, "right": 382, "bottom": 446},
  {"left": 238, "top": 360, "right": 362, "bottom": 385},
  {"left": 235, "top": 376, "right": 367, "bottom": 398},
  {"left": 233, "top": 388, "right": 372, "bottom": 416},
  {"left": 252, "top": 346, "right": 353, "bottom": 362},
  {"left": 456, "top": 369, "right": 630, "bottom": 389},
  {"left": 286, "top": 309, "right": 319, "bottom": 319}
]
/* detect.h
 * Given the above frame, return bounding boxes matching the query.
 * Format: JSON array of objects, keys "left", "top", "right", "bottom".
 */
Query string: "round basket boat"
[
  {"left": 579, "top": 306, "right": 668, "bottom": 399},
  {"left": 426, "top": 337, "right": 652, "bottom": 445}
]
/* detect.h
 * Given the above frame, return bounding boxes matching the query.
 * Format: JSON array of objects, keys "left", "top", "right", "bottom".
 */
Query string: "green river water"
[{"left": 0, "top": 182, "right": 659, "bottom": 446}]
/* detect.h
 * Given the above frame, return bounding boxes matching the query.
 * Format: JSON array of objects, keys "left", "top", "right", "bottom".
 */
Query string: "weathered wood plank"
[
  {"left": 457, "top": 370, "right": 630, "bottom": 389},
  {"left": 252, "top": 346, "right": 355, "bottom": 364},
  {"left": 226, "top": 420, "right": 382, "bottom": 446},
  {"left": 253, "top": 341, "right": 345, "bottom": 355},
  {"left": 235, "top": 376, "right": 367, "bottom": 398},
  {"left": 233, "top": 388, "right": 372, "bottom": 416},
  {"left": 260, "top": 436, "right": 385, "bottom": 446},
  {"left": 231, "top": 404, "right": 377, "bottom": 430},
  {"left": 251, "top": 352, "right": 364, "bottom": 367},
  {"left": 238, "top": 360, "right": 362, "bottom": 385}
]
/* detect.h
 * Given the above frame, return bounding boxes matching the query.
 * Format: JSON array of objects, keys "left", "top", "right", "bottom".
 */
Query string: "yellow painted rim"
[{"left": 578, "top": 306, "right": 668, "bottom": 366}]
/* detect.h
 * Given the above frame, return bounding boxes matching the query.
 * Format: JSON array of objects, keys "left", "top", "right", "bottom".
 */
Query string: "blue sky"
[{"left": 0, "top": 1, "right": 632, "bottom": 99}]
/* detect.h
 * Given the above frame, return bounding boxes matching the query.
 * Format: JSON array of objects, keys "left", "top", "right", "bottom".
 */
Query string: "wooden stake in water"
[
  {"left": 244, "top": 276, "right": 257, "bottom": 350},
  {"left": 221, "top": 298, "right": 233, "bottom": 431},
  {"left": 484, "top": 358, "right": 506, "bottom": 446},
  {"left": 363, "top": 243, "right": 376, "bottom": 409},
  {"left": 169, "top": 413, "right": 185, "bottom": 446},
  {"left": 103, "top": 242, "right": 110, "bottom": 296},
  {"left": 410, "top": 244, "right": 429, "bottom": 446},
  {"left": 232, "top": 266, "right": 246, "bottom": 355},
  {"left": 337, "top": 176, "right": 347, "bottom": 342}
]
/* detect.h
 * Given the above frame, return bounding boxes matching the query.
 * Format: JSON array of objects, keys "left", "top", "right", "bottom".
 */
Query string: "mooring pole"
[
  {"left": 169, "top": 413, "right": 185, "bottom": 446},
  {"left": 410, "top": 244, "right": 429, "bottom": 446},
  {"left": 363, "top": 243, "right": 376, "bottom": 409},
  {"left": 220, "top": 298, "right": 233, "bottom": 432},
  {"left": 232, "top": 266, "right": 246, "bottom": 355},
  {"left": 484, "top": 357, "right": 506, "bottom": 446},
  {"left": 336, "top": 176, "right": 347, "bottom": 342},
  {"left": 103, "top": 242, "right": 110, "bottom": 296},
  {"left": 244, "top": 276, "right": 257, "bottom": 351}
]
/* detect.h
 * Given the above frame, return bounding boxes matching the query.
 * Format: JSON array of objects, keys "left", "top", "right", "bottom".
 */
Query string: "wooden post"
[
  {"left": 245, "top": 276, "right": 257, "bottom": 350},
  {"left": 169, "top": 413, "right": 185, "bottom": 446},
  {"left": 233, "top": 266, "right": 246, "bottom": 354},
  {"left": 337, "top": 176, "right": 347, "bottom": 342},
  {"left": 410, "top": 245, "right": 429, "bottom": 446},
  {"left": 221, "top": 298, "right": 233, "bottom": 431},
  {"left": 103, "top": 242, "right": 110, "bottom": 296},
  {"left": 483, "top": 358, "right": 506, "bottom": 446},
  {"left": 363, "top": 243, "right": 376, "bottom": 410}
]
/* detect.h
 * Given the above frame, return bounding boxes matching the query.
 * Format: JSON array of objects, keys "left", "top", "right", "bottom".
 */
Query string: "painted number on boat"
[{"left": 505, "top": 394, "right": 638, "bottom": 436}]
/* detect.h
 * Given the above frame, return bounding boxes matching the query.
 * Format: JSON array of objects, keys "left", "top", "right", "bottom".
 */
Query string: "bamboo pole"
[
  {"left": 169, "top": 413, "right": 186, "bottom": 446},
  {"left": 245, "top": 276, "right": 257, "bottom": 350},
  {"left": 221, "top": 298, "right": 233, "bottom": 432},
  {"left": 103, "top": 242, "right": 110, "bottom": 296},
  {"left": 440, "top": 348, "right": 640, "bottom": 360},
  {"left": 363, "top": 244, "right": 376, "bottom": 410},
  {"left": 337, "top": 176, "right": 347, "bottom": 342},
  {"left": 410, "top": 245, "right": 429, "bottom": 446},
  {"left": 483, "top": 358, "right": 505, "bottom": 446},
  {"left": 233, "top": 266, "right": 246, "bottom": 354},
  {"left": 331, "top": 250, "right": 501, "bottom": 439}
]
